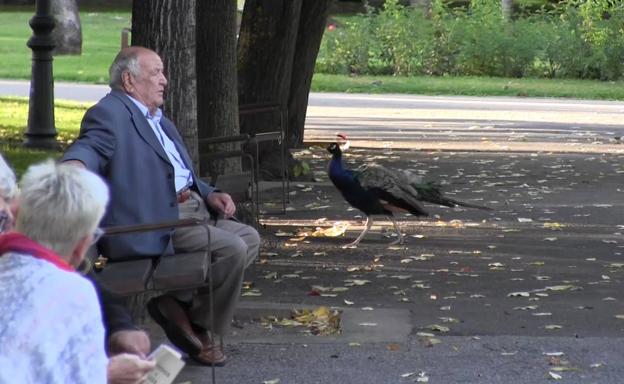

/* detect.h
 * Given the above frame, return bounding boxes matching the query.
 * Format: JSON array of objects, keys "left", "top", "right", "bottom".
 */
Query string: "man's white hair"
[
  {"left": 0, "top": 155, "right": 17, "bottom": 202},
  {"left": 109, "top": 49, "right": 141, "bottom": 90},
  {"left": 16, "top": 161, "right": 109, "bottom": 256}
]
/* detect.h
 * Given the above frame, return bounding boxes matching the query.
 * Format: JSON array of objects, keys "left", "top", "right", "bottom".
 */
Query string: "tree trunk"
[
  {"left": 286, "top": 0, "right": 330, "bottom": 149},
  {"left": 131, "top": 0, "right": 198, "bottom": 169},
  {"left": 51, "top": 0, "right": 82, "bottom": 55},
  {"left": 196, "top": 0, "right": 241, "bottom": 177},
  {"left": 502, "top": 0, "right": 513, "bottom": 20},
  {"left": 408, "top": 0, "right": 431, "bottom": 18},
  {"left": 237, "top": 0, "right": 302, "bottom": 179}
]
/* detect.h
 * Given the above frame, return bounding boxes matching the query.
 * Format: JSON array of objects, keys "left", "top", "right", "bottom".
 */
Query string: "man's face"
[{"left": 125, "top": 51, "right": 167, "bottom": 113}]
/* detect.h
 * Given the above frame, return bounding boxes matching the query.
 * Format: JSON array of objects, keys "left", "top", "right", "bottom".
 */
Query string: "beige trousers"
[{"left": 173, "top": 191, "right": 260, "bottom": 334}]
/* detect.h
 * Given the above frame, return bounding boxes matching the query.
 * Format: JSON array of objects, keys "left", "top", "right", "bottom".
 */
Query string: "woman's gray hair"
[
  {"left": 0, "top": 154, "right": 17, "bottom": 202},
  {"left": 15, "top": 161, "right": 109, "bottom": 257},
  {"left": 109, "top": 48, "right": 141, "bottom": 90}
]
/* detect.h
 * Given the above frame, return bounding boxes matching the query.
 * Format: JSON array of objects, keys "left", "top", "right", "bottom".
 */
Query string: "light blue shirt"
[{"left": 127, "top": 96, "right": 193, "bottom": 193}]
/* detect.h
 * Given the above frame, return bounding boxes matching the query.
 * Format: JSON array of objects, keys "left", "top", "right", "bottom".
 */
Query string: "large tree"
[
  {"left": 502, "top": 0, "right": 513, "bottom": 20},
  {"left": 238, "top": 0, "right": 302, "bottom": 117},
  {"left": 286, "top": 0, "right": 331, "bottom": 149},
  {"left": 196, "top": 0, "right": 241, "bottom": 177},
  {"left": 237, "top": 0, "right": 330, "bottom": 178},
  {"left": 131, "top": 0, "right": 198, "bottom": 167},
  {"left": 51, "top": 0, "right": 82, "bottom": 55}
]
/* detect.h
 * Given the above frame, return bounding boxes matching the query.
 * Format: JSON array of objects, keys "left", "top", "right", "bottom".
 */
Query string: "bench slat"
[
  {"left": 94, "top": 259, "right": 153, "bottom": 296},
  {"left": 152, "top": 252, "right": 209, "bottom": 290}
]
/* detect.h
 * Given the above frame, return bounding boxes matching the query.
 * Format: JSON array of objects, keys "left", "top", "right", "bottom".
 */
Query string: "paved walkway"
[
  {"left": 3, "top": 80, "right": 624, "bottom": 383},
  {"left": 180, "top": 147, "right": 623, "bottom": 383}
]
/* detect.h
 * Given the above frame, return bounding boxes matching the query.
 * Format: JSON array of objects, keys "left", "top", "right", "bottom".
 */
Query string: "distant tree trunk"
[
  {"left": 131, "top": 0, "right": 199, "bottom": 168},
  {"left": 196, "top": 0, "right": 241, "bottom": 177},
  {"left": 409, "top": 0, "right": 431, "bottom": 18},
  {"left": 502, "top": 0, "right": 513, "bottom": 20},
  {"left": 51, "top": 0, "right": 82, "bottom": 55},
  {"left": 286, "top": 0, "right": 330, "bottom": 149},
  {"left": 237, "top": 0, "right": 303, "bottom": 179}
]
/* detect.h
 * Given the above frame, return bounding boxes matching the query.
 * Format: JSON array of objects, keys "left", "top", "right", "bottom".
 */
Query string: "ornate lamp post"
[{"left": 24, "top": 0, "right": 59, "bottom": 150}]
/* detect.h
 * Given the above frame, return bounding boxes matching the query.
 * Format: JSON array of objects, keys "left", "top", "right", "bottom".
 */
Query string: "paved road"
[{"left": 2, "top": 79, "right": 623, "bottom": 153}]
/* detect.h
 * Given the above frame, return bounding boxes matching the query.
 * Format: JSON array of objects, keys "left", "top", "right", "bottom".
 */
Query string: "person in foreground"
[
  {"left": 62, "top": 46, "right": 260, "bottom": 365},
  {"left": 0, "top": 159, "right": 155, "bottom": 383}
]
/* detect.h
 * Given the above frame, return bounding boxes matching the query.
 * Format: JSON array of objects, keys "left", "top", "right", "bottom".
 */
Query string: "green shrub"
[{"left": 316, "top": 0, "right": 624, "bottom": 80}]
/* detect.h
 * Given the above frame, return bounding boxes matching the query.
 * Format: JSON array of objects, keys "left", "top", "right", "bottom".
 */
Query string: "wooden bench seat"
[{"left": 90, "top": 218, "right": 211, "bottom": 297}]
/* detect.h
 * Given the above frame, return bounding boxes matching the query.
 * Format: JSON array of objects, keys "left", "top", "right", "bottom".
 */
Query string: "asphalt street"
[{"left": 2, "top": 80, "right": 624, "bottom": 383}]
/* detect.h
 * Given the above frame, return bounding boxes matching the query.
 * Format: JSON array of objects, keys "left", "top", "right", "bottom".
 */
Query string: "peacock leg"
[
  {"left": 388, "top": 216, "right": 404, "bottom": 245},
  {"left": 343, "top": 216, "right": 372, "bottom": 248}
]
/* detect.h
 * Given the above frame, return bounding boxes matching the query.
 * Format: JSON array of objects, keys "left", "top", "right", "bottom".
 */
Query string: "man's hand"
[
  {"left": 206, "top": 192, "right": 236, "bottom": 219},
  {"left": 107, "top": 353, "right": 156, "bottom": 384},
  {"left": 108, "top": 330, "right": 151, "bottom": 358}
]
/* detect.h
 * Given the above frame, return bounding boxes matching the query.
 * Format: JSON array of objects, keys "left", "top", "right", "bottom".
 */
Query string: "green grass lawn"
[
  {"left": 0, "top": 97, "right": 86, "bottom": 175},
  {"left": 311, "top": 74, "right": 624, "bottom": 100},
  {"left": 0, "top": 8, "right": 130, "bottom": 83}
]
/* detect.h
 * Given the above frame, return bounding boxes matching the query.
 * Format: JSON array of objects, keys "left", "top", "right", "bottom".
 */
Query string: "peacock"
[{"left": 327, "top": 134, "right": 490, "bottom": 247}]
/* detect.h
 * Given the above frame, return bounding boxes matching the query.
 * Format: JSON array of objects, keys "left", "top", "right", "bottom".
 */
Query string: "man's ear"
[
  {"left": 121, "top": 71, "right": 133, "bottom": 92},
  {"left": 69, "top": 235, "right": 92, "bottom": 269}
]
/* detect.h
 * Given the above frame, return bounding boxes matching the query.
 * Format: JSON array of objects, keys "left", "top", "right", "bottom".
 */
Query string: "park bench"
[
  {"left": 199, "top": 101, "right": 289, "bottom": 224},
  {"left": 89, "top": 218, "right": 213, "bottom": 297}
]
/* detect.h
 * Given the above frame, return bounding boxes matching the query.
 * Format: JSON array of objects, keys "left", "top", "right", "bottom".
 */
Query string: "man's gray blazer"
[{"left": 62, "top": 90, "right": 216, "bottom": 260}]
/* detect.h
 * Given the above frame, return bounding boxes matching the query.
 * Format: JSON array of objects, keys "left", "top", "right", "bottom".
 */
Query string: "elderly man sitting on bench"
[{"left": 62, "top": 46, "right": 260, "bottom": 366}]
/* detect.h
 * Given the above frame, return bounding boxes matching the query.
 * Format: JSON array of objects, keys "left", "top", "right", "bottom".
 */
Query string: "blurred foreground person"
[{"left": 0, "top": 160, "right": 154, "bottom": 383}]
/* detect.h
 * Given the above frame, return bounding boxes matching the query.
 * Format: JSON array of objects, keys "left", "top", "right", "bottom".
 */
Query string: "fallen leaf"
[
  {"left": 508, "top": 291, "right": 530, "bottom": 297},
  {"left": 543, "top": 222, "right": 566, "bottom": 229},
  {"left": 544, "top": 285, "right": 581, "bottom": 292},
  {"left": 428, "top": 324, "right": 450, "bottom": 333},
  {"left": 310, "top": 221, "right": 349, "bottom": 237},
  {"left": 545, "top": 325, "right": 563, "bottom": 330},
  {"left": 548, "top": 371, "right": 562, "bottom": 380},
  {"left": 386, "top": 343, "right": 401, "bottom": 351},
  {"left": 416, "top": 372, "right": 430, "bottom": 382},
  {"left": 242, "top": 289, "right": 262, "bottom": 297}
]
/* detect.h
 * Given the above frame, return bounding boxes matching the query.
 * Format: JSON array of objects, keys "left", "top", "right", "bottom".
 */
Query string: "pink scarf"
[{"left": 0, "top": 232, "right": 74, "bottom": 272}]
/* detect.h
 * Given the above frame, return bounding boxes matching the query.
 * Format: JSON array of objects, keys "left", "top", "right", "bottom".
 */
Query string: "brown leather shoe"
[
  {"left": 147, "top": 295, "right": 202, "bottom": 356},
  {"left": 190, "top": 331, "right": 227, "bottom": 366}
]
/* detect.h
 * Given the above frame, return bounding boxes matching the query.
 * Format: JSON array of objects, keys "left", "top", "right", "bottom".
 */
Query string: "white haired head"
[
  {"left": 109, "top": 47, "right": 143, "bottom": 90},
  {"left": 15, "top": 161, "right": 109, "bottom": 258}
]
